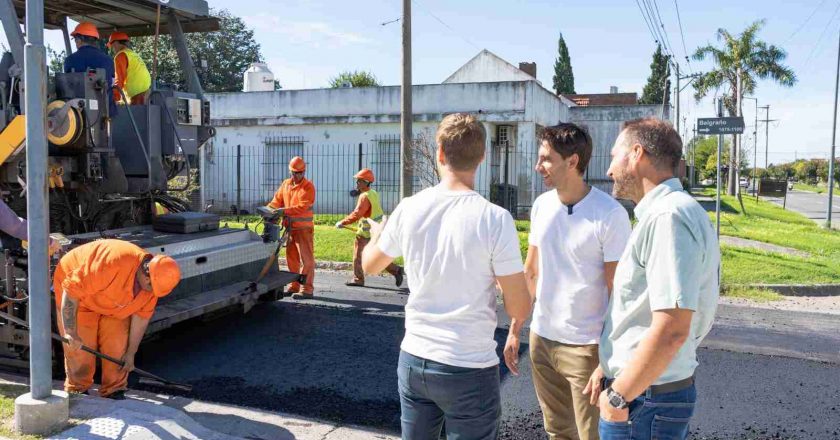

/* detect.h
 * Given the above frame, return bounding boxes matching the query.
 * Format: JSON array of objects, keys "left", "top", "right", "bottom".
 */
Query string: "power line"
[
  {"left": 635, "top": 0, "right": 664, "bottom": 49},
  {"left": 643, "top": 0, "right": 670, "bottom": 55},
  {"left": 801, "top": 0, "right": 840, "bottom": 72},
  {"left": 673, "top": 0, "right": 693, "bottom": 73},
  {"left": 410, "top": 0, "right": 481, "bottom": 51},
  {"left": 652, "top": 0, "right": 677, "bottom": 60},
  {"left": 783, "top": 0, "right": 830, "bottom": 44}
]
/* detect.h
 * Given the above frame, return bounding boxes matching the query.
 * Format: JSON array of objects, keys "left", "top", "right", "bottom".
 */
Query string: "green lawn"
[
  {"left": 223, "top": 193, "right": 840, "bottom": 293},
  {"left": 793, "top": 181, "right": 839, "bottom": 194}
]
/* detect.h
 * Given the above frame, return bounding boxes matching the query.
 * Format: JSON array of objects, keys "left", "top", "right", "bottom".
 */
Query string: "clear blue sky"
[{"left": 2, "top": 0, "right": 838, "bottom": 165}]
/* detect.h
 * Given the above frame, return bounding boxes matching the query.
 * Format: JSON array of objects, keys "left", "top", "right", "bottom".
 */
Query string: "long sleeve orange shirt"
[
  {"left": 112, "top": 52, "right": 128, "bottom": 102},
  {"left": 268, "top": 178, "right": 316, "bottom": 229},
  {"left": 53, "top": 239, "right": 157, "bottom": 326},
  {"left": 339, "top": 192, "right": 371, "bottom": 226}
]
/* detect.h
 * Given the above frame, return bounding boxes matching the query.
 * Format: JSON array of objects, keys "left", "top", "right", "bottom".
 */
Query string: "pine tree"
[
  {"left": 552, "top": 33, "right": 575, "bottom": 95},
  {"left": 639, "top": 44, "right": 671, "bottom": 104}
]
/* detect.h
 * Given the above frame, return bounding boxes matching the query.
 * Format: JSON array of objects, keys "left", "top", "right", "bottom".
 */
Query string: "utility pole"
[
  {"left": 716, "top": 98, "right": 723, "bottom": 240},
  {"left": 675, "top": 63, "right": 680, "bottom": 134},
  {"left": 691, "top": 124, "right": 697, "bottom": 188},
  {"left": 400, "top": 0, "right": 413, "bottom": 199},
  {"left": 827, "top": 29, "right": 839, "bottom": 228},
  {"left": 743, "top": 97, "right": 759, "bottom": 194},
  {"left": 758, "top": 105, "right": 776, "bottom": 170},
  {"left": 16, "top": 0, "right": 70, "bottom": 435},
  {"left": 735, "top": 68, "right": 742, "bottom": 196}
]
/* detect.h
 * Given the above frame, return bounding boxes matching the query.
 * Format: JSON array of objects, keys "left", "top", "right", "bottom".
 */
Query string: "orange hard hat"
[
  {"left": 289, "top": 156, "right": 306, "bottom": 172},
  {"left": 354, "top": 168, "right": 375, "bottom": 183},
  {"left": 71, "top": 22, "right": 100, "bottom": 39},
  {"left": 148, "top": 255, "right": 181, "bottom": 298},
  {"left": 107, "top": 32, "right": 130, "bottom": 48}
]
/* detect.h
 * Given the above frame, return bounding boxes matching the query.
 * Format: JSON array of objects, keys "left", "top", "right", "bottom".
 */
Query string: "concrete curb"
[
  {"left": 728, "top": 284, "right": 840, "bottom": 297},
  {"left": 278, "top": 258, "right": 352, "bottom": 271}
]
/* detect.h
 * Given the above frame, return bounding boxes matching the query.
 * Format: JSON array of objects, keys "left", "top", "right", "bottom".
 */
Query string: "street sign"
[{"left": 697, "top": 117, "right": 745, "bottom": 135}]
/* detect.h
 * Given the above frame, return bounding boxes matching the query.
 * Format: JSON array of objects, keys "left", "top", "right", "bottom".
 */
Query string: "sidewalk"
[{"left": 0, "top": 375, "right": 398, "bottom": 440}]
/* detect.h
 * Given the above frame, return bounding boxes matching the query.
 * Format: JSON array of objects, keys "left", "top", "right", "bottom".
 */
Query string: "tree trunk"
[{"left": 728, "top": 134, "right": 737, "bottom": 195}]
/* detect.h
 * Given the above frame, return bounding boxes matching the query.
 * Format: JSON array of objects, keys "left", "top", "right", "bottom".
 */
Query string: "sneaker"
[
  {"left": 292, "top": 292, "right": 314, "bottom": 300},
  {"left": 395, "top": 268, "right": 404, "bottom": 287},
  {"left": 345, "top": 281, "right": 365, "bottom": 287}
]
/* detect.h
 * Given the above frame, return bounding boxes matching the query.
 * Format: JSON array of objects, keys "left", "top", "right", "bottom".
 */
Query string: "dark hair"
[
  {"left": 537, "top": 123, "right": 592, "bottom": 174},
  {"left": 621, "top": 118, "right": 683, "bottom": 169},
  {"left": 74, "top": 35, "right": 98, "bottom": 45}
]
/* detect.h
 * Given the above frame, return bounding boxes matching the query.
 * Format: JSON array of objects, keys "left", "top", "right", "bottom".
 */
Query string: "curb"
[
  {"left": 277, "top": 258, "right": 353, "bottom": 271},
  {"left": 728, "top": 284, "right": 840, "bottom": 297}
]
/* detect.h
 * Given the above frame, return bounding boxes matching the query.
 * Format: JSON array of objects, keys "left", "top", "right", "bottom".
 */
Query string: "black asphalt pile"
[{"left": 498, "top": 411, "right": 545, "bottom": 440}]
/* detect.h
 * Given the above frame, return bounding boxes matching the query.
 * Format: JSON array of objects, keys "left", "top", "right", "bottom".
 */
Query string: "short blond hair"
[{"left": 435, "top": 113, "right": 486, "bottom": 171}]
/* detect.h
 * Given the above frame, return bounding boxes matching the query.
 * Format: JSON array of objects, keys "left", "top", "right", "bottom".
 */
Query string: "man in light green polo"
[
  {"left": 336, "top": 168, "right": 404, "bottom": 287},
  {"left": 585, "top": 117, "right": 719, "bottom": 440}
]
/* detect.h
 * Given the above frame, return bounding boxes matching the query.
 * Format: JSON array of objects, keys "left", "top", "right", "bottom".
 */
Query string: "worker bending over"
[
  {"left": 107, "top": 32, "right": 152, "bottom": 105},
  {"left": 336, "top": 168, "right": 403, "bottom": 287},
  {"left": 54, "top": 239, "right": 181, "bottom": 399},
  {"left": 268, "top": 156, "right": 316, "bottom": 298}
]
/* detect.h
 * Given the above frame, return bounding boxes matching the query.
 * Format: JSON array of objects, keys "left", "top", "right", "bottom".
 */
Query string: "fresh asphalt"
[{"left": 137, "top": 271, "right": 840, "bottom": 440}]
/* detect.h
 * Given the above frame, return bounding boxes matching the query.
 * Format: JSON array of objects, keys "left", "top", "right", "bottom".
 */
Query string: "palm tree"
[{"left": 692, "top": 19, "right": 796, "bottom": 195}]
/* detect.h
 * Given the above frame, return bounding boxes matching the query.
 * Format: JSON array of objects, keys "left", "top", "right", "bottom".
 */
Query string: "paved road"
[
  {"left": 767, "top": 190, "right": 840, "bottom": 228},
  {"left": 137, "top": 272, "right": 840, "bottom": 439}
]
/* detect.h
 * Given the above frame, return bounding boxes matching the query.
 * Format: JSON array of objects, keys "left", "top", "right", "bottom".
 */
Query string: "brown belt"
[{"left": 603, "top": 375, "right": 694, "bottom": 396}]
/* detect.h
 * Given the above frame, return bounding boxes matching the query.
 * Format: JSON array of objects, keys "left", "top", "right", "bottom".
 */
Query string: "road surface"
[
  {"left": 136, "top": 271, "right": 840, "bottom": 440},
  {"left": 768, "top": 189, "right": 840, "bottom": 228}
]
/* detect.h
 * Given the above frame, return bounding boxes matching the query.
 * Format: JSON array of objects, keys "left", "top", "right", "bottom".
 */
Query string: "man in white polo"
[{"left": 525, "top": 123, "right": 632, "bottom": 440}]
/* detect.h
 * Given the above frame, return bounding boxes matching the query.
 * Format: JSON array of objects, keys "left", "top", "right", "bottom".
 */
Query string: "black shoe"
[
  {"left": 106, "top": 390, "right": 126, "bottom": 400},
  {"left": 292, "top": 292, "right": 314, "bottom": 300},
  {"left": 395, "top": 268, "right": 404, "bottom": 287},
  {"left": 345, "top": 281, "right": 365, "bottom": 287}
]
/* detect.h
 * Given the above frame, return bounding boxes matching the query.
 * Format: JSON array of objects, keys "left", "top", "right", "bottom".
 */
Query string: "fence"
[{"left": 200, "top": 136, "right": 614, "bottom": 219}]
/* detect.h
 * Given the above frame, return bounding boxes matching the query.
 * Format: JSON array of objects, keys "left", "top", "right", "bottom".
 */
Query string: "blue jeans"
[
  {"left": 599, "top": 382, "right": 696, "bottom": 440},
  {"left": 397, "top": 350, "right": 501, "bottom": 440}
]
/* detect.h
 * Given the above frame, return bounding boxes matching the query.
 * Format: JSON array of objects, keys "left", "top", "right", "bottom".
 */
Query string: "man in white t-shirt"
[
  {"left": 525, "top": 123, "right": 632, "bottom": 440},
  {"left": 362, "top": 113, "right": 532, "bottom": 440}
]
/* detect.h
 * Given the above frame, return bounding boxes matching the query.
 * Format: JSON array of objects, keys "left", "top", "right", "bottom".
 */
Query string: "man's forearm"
[
  {"left": 60, "top": 293, "right": 79, "bottom": 336},
  {"left": 610, "top": 312, "right": 691, "bottom": 401},
  {"left": 125, "top": 315, "right": 150, "bottom": 357}
]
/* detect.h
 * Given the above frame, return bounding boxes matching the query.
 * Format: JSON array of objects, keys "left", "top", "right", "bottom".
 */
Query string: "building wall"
[
  {"left": 443, "top": 50, "right": 536, "bottom": 84},
  {"left": 568, "top": 104, "right": 664, "bottom": 192}
]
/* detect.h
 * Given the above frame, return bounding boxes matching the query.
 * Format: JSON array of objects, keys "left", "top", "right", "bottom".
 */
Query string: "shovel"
[{"left": 0, "top": 309, "right": 192, "bottom": 393}]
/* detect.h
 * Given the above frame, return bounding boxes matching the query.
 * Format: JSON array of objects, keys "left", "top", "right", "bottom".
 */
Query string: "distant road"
[{"left": 768, "top": 189, "right": 840, "bottom": 228}]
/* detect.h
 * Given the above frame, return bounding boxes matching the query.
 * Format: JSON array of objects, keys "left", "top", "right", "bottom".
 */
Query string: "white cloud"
[{"left": 243, "top": 16, "right": 373, "bottom": 48}]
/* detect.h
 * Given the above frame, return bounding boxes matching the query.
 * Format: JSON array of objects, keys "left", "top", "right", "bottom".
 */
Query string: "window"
[{"left": 263, "top": 136, "right": 305, "bottom": 195}]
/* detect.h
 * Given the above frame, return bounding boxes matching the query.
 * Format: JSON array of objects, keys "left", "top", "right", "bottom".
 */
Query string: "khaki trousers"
[{"left": 530, "top": 331, "right": 600, "bottom": 440}]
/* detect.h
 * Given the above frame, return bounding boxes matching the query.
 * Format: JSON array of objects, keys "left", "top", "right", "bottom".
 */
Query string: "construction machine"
[{"left": 0, "top": 0, "right": 300, "bottom": 370}]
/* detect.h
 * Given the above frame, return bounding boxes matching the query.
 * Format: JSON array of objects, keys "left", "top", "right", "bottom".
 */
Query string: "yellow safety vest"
[
  {"left": 116, "top": 48, "right": 151, "bottom": 99},
  {"left": 357, "top": 189, "right": 384, "bottom": 238}
]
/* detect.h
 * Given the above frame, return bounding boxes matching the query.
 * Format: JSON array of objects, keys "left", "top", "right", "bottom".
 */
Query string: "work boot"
[
  {"left": 395, "top": 268, "right": 404, "bottom": 287},
  {"left": 292, "top": 292, "right": 314, "bottom": 300},
  {"left": 105, "top": 390, "right": 126, "bottom": 400},
  {"left": 345, "top": 280, "right": 365, "bottom": 287}
]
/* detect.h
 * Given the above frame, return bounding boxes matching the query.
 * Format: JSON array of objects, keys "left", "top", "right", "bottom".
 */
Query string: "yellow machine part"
[
  {"left": 0, "top": 115, "right": 26, "bottom": 164},
  {"left": 46, "top": 100, "right": 81, "bottom": 146}
]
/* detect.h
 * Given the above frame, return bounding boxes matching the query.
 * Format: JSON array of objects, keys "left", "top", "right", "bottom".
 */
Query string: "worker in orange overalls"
[
  {"left": 336, "top": 168, "right": 404, "bottom": 287},
  {"left": 53, "top": 239, "right": 181, "bottom": 399},
  {"left": 268, "top": 156, "right": 316, "bottom": 299}
]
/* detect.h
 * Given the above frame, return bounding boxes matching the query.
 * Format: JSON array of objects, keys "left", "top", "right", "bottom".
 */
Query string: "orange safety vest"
[{"left": 268, "top": 177, "right": 316, "bottom": 230}]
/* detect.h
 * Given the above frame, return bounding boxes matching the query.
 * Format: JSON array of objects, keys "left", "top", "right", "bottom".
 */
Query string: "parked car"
[
  {"left": 788, "top": 181, "right": 795, "bottom": 190},
  {"left": 740, "top": 177, "right": 749, "bottom": 188}
]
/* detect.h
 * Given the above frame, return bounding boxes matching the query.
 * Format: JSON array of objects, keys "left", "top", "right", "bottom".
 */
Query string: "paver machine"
[{"left": 0, "top": 0, "right": 300, "bottom": 370}]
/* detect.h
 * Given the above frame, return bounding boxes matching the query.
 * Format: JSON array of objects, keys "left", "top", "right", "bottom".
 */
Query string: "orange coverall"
[
  {"left": 269, "top": 177, "right": 316, "bottom": 294},
  {"left": 53, "top": 240, "right": 157, "bottom": 397}
]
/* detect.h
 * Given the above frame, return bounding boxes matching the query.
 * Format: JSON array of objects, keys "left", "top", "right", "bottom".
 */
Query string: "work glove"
[{"left": 335, "top": 221, "right": 343, "bottom": 229}]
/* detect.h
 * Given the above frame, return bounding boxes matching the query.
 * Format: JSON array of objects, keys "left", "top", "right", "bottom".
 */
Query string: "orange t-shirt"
[
  {"left": 268, "top": 177, "right": 316, "bottom": 229},
  {"left": 53, "top": 239, "right": 156, "bottom": 326},
  {"left": 112, "top": 52, "right": 128, "bottom": 102}
]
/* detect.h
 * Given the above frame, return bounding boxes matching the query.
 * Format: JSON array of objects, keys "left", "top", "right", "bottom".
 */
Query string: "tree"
[
  {"left": 639, "top": 44, "right": 671, "bottom": 105},
  {"left": 328, "top": 70, "right": 380, "bottom": 88},
  {"left": 47, "top": 46, "right": 65, "bottom": 77},
  {"left": 131, "top": 9, "right": 263, "bottom": 92},
  {"left": 692, "top": 20, "right": 796, "bottom": 195},
  {"left": 552, "top": 33, "right": 575, "bottom": 95}
]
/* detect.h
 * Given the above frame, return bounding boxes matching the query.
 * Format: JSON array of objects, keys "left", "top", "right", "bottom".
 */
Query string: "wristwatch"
[{"left": 606, "top": 387, "right": 629, "bottom": 409}]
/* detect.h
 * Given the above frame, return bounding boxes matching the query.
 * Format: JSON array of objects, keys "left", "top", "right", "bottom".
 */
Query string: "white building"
[{"left": 202, "top": 50, "right": 664, "bottom": 217}]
